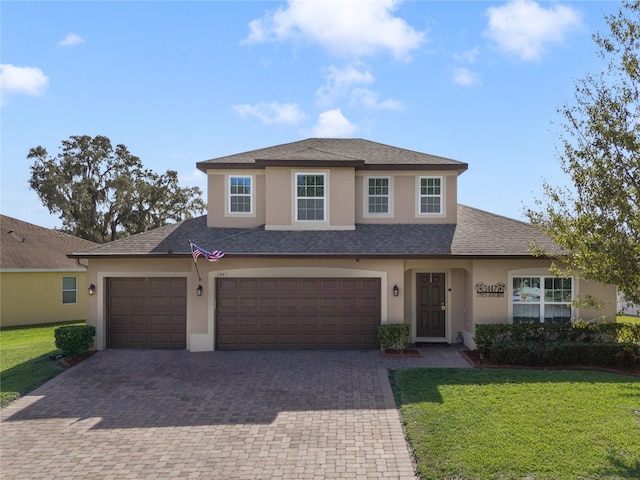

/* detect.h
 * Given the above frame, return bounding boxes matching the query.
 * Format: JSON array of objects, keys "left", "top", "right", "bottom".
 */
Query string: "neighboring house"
[
  {"left": 1, "top": 215, "right": 97, "bottom": 328},
  {"left": 70, "top": 138, "right": 616, "bottom": 351},
  {"left": 617, "top": 290, "right": 640, "bottom": 316}
]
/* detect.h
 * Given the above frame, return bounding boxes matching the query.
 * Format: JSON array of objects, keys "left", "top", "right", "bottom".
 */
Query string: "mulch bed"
[
  {"left": 460, "top": 349, "right": 640, "bottom": 377},
  {"left": 60, "top": 350, "right": 97, "bottom": 368},
  {"left": 382, "top": 348, "right": 423, "bottom": 358}
]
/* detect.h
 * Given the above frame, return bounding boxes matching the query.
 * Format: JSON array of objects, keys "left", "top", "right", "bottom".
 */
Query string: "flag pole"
[{"left": 189, "top": 240, "right": 202, "bottom": 282}]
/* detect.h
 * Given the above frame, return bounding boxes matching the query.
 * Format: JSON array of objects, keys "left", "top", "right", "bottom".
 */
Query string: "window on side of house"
[
  {"left": 296, "top": 173, "right": 325, "bottom": 221},
  {"left": 512, "top": 276, "right": 573, "bottom": 324},
  {"left": 62, "top": 276, "right": 78, "bottom": 305},
  {"left": 419, "top": 176, "right": 442, "bottom": 214},
  {"left": 368, "top": 177, "right": 390, "bottom": 214},
  {"left": 228, "top": 176, "right": 252, "bottom": 214}
]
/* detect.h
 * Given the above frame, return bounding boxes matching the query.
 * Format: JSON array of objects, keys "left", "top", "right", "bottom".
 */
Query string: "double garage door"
[{"left": 106, "top": 276, "right": 381, "bottom": 349}]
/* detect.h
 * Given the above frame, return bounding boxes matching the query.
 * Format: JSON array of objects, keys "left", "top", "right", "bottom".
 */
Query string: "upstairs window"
[
  {"left": 228, "top": 176, "right": 252, "bottom": 214},
  {"left": 296, "top": 173, "right": 325, "bottom": 221},
  {"left": 368, "top": 177, "right": 390, "bottom": 214},
  {"left": 419, "top": 177, "right": 442, "bottom": 214},
  {"left": 62, "top": 276, "right": 78, "bottom": 305},
  {"left": 512, "top": 276, "right": 573, "bottom": 324}
]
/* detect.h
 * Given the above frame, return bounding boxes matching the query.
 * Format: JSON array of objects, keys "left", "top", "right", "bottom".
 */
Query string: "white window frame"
[
  {"left": 227, "top": 175, "right": 253, "bottom": 215},
  {"left": 510, "top": 275, "right": 574, "bottom": 324},
  {"left": 295, "top": 172, "right": 326, "bottom": 222},
  {"left": 62, "top": 276, "right": 78, "bottom": 305},
  {"left": 366, "top": 176, "right": 391, "bottom": 216},
  {"left": 417, "top": 176, "right": 444, "bottom": 216}
]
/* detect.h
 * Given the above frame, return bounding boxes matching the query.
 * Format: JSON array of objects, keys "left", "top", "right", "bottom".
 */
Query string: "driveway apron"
[{"left": 1, "top": 347, "right": 468, "bottom": 479}]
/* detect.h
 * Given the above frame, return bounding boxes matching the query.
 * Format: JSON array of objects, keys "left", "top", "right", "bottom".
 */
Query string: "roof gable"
[{"left": 1, "top": 215, "right": 98, "bottom": 270}]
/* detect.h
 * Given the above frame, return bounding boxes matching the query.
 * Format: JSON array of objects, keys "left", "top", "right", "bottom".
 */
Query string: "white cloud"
[
  {"left": 316, "top": 64, "right": 374, "bottom": 106},
  {"left": 453, "top": 47, "right": 480, "bottom": 63},
  {"left": 452, "top": 67, "right": 480, "bottom": 87},
  {"left": 59, "top": 33, "right": 84, "bottom": 47},
  {"left": 316, "top": 64, "right": 402, "bottom": 110},
  {"left": 485, "top": 0, "right": 582, "bottom": 61},
  {"left": 0, "top": 64, "right": 49, "bottom": 99},
  {"left": 232, "top": 102, "right": 307, "bottom": 125},
  {"left": 350, "top": 88, "right": 403, "bottom": 110},
  {"left": 245, "top": 0, "right": 425, "bottom": 61},
  {"left": 310, "top": 109, "right": 358, "bottom": 137}
]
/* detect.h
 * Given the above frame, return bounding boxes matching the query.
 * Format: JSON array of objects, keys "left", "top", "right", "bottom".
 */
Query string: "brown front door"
[{"left": 417, "top": 273, "right": 446, "bottom": 337}]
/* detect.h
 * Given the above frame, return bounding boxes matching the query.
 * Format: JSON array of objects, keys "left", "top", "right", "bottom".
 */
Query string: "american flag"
[{"left": 190, "top": 241, "right": 226, "bottom": 262}]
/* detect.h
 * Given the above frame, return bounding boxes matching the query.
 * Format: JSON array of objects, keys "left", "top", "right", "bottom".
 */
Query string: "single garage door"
[
  {"left": 106, "top": 277, "right": 187, "bottom": 348},
  {"left": 216, "top": 277, "right": 381, "bottom": 349}
]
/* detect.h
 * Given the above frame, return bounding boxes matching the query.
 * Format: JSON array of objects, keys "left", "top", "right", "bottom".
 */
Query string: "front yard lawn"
[
  {"left": 392, "top": 368, "right": 640, "bottom": 480},
  {"left": 0, "top": 321, "right": 83, "bottom": 406}
]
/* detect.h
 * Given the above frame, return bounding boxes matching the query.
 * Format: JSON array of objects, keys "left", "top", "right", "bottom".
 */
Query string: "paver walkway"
[{"left": 1, "top": 346, "right": 469, "bottom": 479}]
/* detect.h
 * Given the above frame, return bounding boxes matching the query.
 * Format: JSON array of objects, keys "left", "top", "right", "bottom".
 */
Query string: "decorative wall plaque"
[{"left": 475, "top": 282, "right": 506, "bottom": 297}]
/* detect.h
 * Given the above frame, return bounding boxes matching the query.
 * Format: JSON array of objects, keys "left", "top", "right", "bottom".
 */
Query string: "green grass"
[
  {"left": 0, "top": 321, "right": 83, "bottom": 406},
  {"left": 618, "top": 315, "right": 640, "bottom": 324},
  {"left": 392, "top": 368, "right": 640, "bottom": 480}
]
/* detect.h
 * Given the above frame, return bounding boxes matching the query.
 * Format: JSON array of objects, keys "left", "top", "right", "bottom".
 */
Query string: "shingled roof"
[
  {"left": 69, "top": 205, "right": 557, "bottom": 259},
  {"left": 1, "top": 215, "right": 98, "bottom": 270},
  {"left": 196, "top": 138, "right": 468, "bottom": 172}
]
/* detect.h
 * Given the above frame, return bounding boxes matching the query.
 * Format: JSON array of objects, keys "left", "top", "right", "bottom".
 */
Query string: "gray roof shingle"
[
  {"left": 70, "top": 206, "right": 556, "bottom": 259},
  {"left": 1, "top": 215, "right": 98, "bottom": 269},
  {"left": 196, "top": 138, "right": 468, "bottom": 171}
]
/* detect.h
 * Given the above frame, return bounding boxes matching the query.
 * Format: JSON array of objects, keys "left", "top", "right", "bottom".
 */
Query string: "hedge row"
[
  {"left": 490, "top": 341, "right": 640, "bottom": 368},
  {"left": 475, "top": 322, "right": 640, "bottom": 368},
  {"left": 475, "top": 322, "right": 640, "bottom": 357}
]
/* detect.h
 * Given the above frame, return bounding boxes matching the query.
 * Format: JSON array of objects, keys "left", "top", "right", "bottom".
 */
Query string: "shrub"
[
  {"left": 378, "top": 323, "right": 411, "bottom": 351},
  {"left": 54, "top": 325, "right": 96, "bottom": 357},
  {"left": 489, "top": 341, "right": 540, "bottom": 366}
]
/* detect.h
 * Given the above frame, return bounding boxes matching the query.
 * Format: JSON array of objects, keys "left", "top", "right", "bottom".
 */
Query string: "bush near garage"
[
  {"left": 377, "top": 323, "right": 411, "bottom": 352},
  {"left": 474, "top": 322, "right": 640, "bottom": 368},
  {"left": 54, "top": 325, "right": 96, "bottom": 357}
]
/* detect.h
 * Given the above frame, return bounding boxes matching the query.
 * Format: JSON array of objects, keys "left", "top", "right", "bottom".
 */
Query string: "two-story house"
[{"left": 72, "top": 138, "right": 616, "bottom": 351}]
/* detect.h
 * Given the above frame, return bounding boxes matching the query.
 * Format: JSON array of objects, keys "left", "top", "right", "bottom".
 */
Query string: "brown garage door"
[
  {"left": 106, "top": 277, "right": 187, "bottom": 348},
  {"left": 216, "top": 277, "right": 381, "bottom": 349}
]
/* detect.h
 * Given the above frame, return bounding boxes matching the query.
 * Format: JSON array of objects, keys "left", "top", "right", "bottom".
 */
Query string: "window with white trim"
[
  {"left": 62, "top": 276, "right": 78, "bottom": 305},
  {"left": 512, "top": 276, "right": 573, "bottom": 324},
  {"left": 296, "top": 173, "right": 325, "bottom": 221},
  {"left": 419, "top": 177, "right": 442, "bottom": 214},
  {"left": 228, "top": 176, "right": 252, "bottom": 214},
  {"left": 368, "top": 177, "right": 390, "bottom": 214}
]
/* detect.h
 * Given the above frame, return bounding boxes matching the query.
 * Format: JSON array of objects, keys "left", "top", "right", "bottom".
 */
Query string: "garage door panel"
[
  {"left": 107, "top": 277, "right": 186, "bottom": 349},
  {"left": 217, "top": 277, "right": 380, "bottom": 349}
]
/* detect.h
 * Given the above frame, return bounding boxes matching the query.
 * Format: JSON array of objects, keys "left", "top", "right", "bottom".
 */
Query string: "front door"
[{"left": 417, "top": 273, "right": 446, "bottom": 337}]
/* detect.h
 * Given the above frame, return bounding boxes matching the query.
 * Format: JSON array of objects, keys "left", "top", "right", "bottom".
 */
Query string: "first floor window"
[
  {"left": 296, "top": 173, "right": 325, "bottom": 221},
  {"left": 419, "top": 177, "right": 442, "bottom": 214},
  {"left": 62, "top": 276, "right": 78, "bottom": 305},
  {"left": 512, "top": 276, "right": 573, "bottom": 324},
  {"left": 229, "top": 176, "right": 252, "bottom": 213},
  {"left": 368, "top": 177, "right": 389, "bottom": 214}
]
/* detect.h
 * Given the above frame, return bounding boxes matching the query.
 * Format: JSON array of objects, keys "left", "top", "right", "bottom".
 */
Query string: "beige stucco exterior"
[
  {"left": 85, "top": 256, "right": 616, "bottom": 352},
  {"left": 206, "top": 167, "right": 458, "bottom": 230},
  {"left": 1, "top": 270, "right": 89, "bottom": 327}
]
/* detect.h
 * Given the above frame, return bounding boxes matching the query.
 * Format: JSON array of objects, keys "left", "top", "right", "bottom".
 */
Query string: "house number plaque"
[{"left": 475, "top": 282, "right": 506, "bottom": 298}]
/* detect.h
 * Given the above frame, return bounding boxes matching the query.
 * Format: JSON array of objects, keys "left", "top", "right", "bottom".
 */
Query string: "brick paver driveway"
[{"left": 1, "top": 347, "right": 469, "bottom": 479}]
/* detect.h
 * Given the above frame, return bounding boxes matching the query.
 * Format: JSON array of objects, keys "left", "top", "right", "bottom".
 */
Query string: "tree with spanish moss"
[
  {"left": 527, "top": 1, "right": 640, "bottom": 306},
  {"left": 28, "top": 135, "right": 206, "bottom": 243}
]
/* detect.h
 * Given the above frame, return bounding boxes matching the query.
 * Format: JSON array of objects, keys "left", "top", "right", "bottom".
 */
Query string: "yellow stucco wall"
[{"left": 1, "top": 271, "right": 88, "bottom": 327}]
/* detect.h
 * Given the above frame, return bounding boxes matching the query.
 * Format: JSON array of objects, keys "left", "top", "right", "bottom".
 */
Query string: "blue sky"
[{"left": 1, "top": 0, "right": 620, "bottom": 229}]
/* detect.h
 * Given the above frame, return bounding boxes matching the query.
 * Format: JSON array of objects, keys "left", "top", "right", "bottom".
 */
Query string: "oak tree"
[{"left": 28, "top": 135, "right": 206, "bottom": 243}]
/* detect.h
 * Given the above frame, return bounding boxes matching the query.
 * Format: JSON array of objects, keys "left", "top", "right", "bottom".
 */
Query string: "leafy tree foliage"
[
  {"left": 28, "top": 135, "right": 206, "bottom": 243},
  {"left": 527, "top": 1, "right": 640, "bottom": 305}
]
